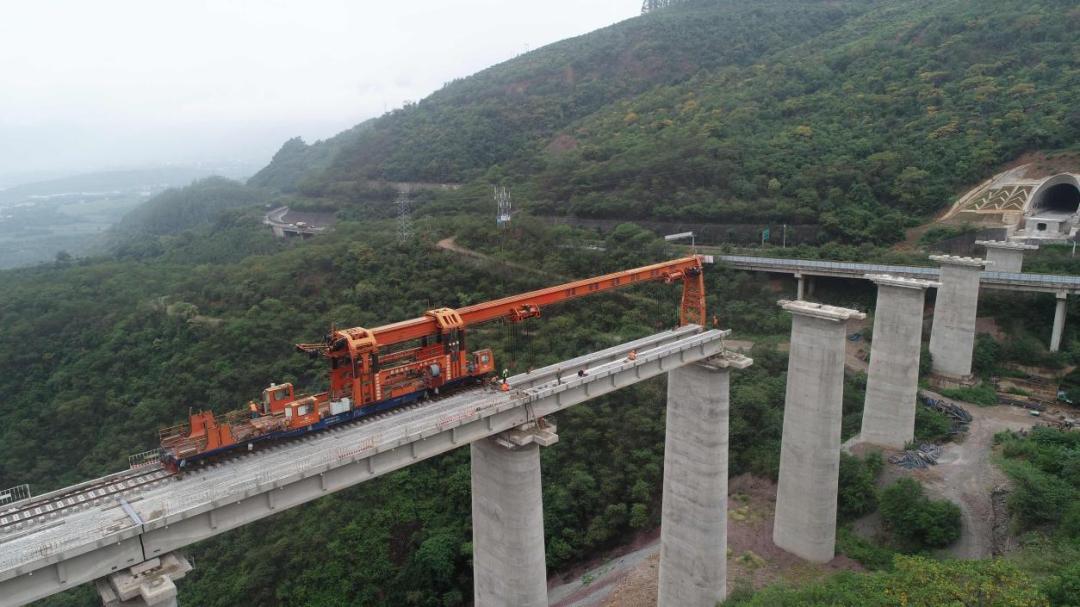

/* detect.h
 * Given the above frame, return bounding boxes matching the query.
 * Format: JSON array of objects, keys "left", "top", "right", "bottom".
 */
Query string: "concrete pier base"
[
  {"left": 658, "top": 351, "right": 752, "bottom": 607},
  {"left": 773, "top": 301, "right": 865, "bottom": 563},
  {"left": 928, "top": 256, "right": 988, "bottom": 381},
  {"left": 471, "top": 422, "right": 557, "bottom": 607},
  {"left": 860, "top": 275, "right": 937, "bottom": 449},
  {"left": 976, "top": 240, "right": 1037, "bottom": 273},
  {"left": 796, "top": 273, "right": 805, "bottom": 300},
  {"left": 95, "top": 554, "right": 191, "bottom": 607},
  {"left": 1051, "top": 292, "right": 1067, "bottom": 352}
]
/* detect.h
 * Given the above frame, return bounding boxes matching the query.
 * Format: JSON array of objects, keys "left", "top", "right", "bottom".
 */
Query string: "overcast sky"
[{"left": 0, "top": 1, "right": 634, "bottom": 181}]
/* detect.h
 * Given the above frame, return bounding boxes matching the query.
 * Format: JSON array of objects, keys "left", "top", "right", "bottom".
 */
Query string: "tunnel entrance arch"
[{"left": 1030, "top": 174, "right": 1080, "bottom": 215}]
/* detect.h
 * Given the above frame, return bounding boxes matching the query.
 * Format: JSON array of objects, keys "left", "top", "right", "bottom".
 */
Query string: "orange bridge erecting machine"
[{"left": 160, "top": 255, "right": 706, "bottom": 470}]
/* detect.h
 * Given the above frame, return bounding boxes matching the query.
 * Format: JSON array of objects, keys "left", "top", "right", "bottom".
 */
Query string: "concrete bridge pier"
[
  {"left": 928, "top": 256, "right": 989, "bottom": 383},
  {"left": 796, "top": 273, "right": 805, "bottom": 300},
  {"left": 658, "top": 350, "right": 753, "bottom": 607},
  {"left": 1051, "top": 292, "right": 1068, "bottom": 352},
  {"left": 976, "top": 240, "right": 1037, "bottom": 273},
  {"left": 471, "top": 421, "right": 558, "bottom": 607},
  {"left": 860, "top": 275, "right": 938, "bottom": 448},
  {"left": 773, "top": 301, "right": 865, "bottom": 563},
  {"left": 95, "top": 554, "right": 191, "bottom": 607}
]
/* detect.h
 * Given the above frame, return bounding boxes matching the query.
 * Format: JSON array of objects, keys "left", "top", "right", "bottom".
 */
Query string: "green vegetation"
[
  {"left": 255, "top": 0, "right": 1080, "bottom": 248},
  {"left": 919, "top": 224, "right": 979, "bottom": 247},
  {"left": 879, "top": 478, "right": 963, "bottom": 550},
  {"left": 996, "top": 428, "right": 1080, "bottom": 531},
  {"left": 995, "top": 428, "right": 1080, "bottom": 605},
  {"left": 116, "top": 177, "right": 267, "bottom": 236},
  {"left": 941, "top": 382, "right": 1000, "bottom": 406},
  {"left": 723, "top": 556, "right": 1049, "bottom": 606},
  {"left": 914, "top": 403, "right": 955, "bottom": 443},
  {"left": 838, "top": 451, "right": 883, "bottom": 521}
]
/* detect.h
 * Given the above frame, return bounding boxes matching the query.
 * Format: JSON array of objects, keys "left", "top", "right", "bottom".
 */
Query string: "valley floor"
[{"left": 550, "top": 398, "right": 1055, "bottom": 606}]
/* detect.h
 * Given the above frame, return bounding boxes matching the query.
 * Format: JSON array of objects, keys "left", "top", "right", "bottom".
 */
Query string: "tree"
[{"left": 879, "top": 478, "right": 961, "bottom": 549}]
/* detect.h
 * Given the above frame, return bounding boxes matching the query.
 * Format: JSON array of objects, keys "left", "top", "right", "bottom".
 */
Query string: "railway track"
[
  {"left": 0, "top": 467, "right": 173, "bottom": 534},
  {"left": 0, "top": 387, "right": 482, "bottom": 536}
]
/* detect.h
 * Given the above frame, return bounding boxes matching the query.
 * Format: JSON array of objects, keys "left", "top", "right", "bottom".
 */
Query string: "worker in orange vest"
[
  {"left": 500, "top": 380, "right": 510, "bottom": 392},
  {"left": 249, "top": 402, "right": 260, "bottom": 419},
  {"left": 627, "top": 349, "right": 637, "bottom": 361}
]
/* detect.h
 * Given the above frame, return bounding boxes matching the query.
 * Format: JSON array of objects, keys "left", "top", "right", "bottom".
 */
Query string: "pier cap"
[
  {"left": 864, "top": 274, "right": 940, "bottom": 290},
  {"left": 929, "top": 255, "right": 990, "bottom": 268},
  {"left": 975, "top": 240, "right": 1039, "bottom": 251},
  {"left": 702, "top": 350, "right": 754, "bottom": 370},
  {"left": 778, "top": 300, "right": 866, "bottom": 322}
]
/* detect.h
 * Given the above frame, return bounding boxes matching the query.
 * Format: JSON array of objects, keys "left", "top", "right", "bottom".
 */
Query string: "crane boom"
[{"left": 337, "top": 255, "right": 706, "bottom": 348}]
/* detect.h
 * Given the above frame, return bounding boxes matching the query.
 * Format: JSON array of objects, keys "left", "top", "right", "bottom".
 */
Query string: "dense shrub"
[
  {"left": 940, "top": 382, "right": 999, "bottom": 406},
  {"left": 914, "top": 404, "right": 954, "bottom": 443},
  {"left": 879, "top": 478, "right": 962, "bottom": 550},
  {"left": 837, "top": 452, "right": 883, "bottom": 521},
  {"left": 996, "top": 428, "right": 1080, "bottom": 529}
]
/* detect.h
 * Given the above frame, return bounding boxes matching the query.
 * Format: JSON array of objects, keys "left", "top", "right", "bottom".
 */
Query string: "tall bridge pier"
[
  {"left": 471, "top": 423, "right": 558, "bottom": 607},
  {"left": 928, "top": 256, "right": 988, "bottom": 384},
  {"left": 860, "top": 275, "right": 937, "bottom": 448},
  {"left": 772, "top": 301, "right": 864, "bottom": 562},
  {"left": 658, "top": 350, "right": 752, "bottom": 607},
  {"left": 976, "top": 240, "right": 1037, "bottom": 273}
]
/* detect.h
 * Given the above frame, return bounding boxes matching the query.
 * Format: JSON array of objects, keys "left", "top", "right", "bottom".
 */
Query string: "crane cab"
[
  {"left": 262, "top": 383, "right": 296, "bottom": 414},
  {"left": 471, "top": 349, "right": 495, "bottom": 376}
]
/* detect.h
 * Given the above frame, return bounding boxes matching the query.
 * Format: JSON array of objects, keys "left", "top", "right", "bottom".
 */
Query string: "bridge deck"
[{"left": 715, "top": 254, "right": 1080, "bottom": 294}]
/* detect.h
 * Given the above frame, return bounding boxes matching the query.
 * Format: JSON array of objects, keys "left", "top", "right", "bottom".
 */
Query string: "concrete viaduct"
[
  {"left": 1, "top": 244, "right": 1051, "bottom": 606},
  {"left": 2, "top": 327, "right": 754, "bottom": 607},
  {"left": 714, "top": 242, "right": 1076, "bottom": 352}
]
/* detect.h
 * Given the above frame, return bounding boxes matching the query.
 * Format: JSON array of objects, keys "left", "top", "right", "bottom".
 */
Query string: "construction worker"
[
  {"left": 249, "top": 402, "right": 259, "bottom": 419},
  {"left": 501, "top": 368, "right": 510, "bottom": 381},
  {"left": 627, "top": 349, "right": 637, "bottom": 361},
  {"left": 500, "top": 380, "right": 510, "bottom": 392}
]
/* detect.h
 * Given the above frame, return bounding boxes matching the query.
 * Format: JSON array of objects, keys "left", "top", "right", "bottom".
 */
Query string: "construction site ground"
[
  {"left": 548, "top": 475, "right": 861, "bottom": 607},
  {"left": 848, "top": 397, "right": 1043, "bottom": 559}
]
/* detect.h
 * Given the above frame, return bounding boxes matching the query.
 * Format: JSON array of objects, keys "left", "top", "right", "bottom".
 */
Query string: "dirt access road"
[{"left": 908, "top": 395, "right": 1038, "bottom": 558}]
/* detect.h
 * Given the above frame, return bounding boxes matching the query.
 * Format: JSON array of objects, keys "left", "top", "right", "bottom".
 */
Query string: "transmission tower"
[
  {"left": 397, "top": 191, "right": 413, "bottom": 244},
  {"left": 494, "top": 186, "right": 512, "bottom": 229}
]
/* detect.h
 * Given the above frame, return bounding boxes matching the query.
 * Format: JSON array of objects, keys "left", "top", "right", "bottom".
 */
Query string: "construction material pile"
[
  {"left": 922, "top": 396, "right": 973, "bottom": 435},
  {"left": 889, "top": 444, "right": 944, "bottom": 469}
]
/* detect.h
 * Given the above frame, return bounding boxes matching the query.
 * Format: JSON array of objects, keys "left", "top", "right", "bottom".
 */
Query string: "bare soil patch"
[{"left": 588, "top": 476, "right": 861, "bottom": 607}]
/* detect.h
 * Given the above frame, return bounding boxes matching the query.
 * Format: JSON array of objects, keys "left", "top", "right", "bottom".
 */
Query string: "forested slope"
[
  {"left": 251, "top": 0, "right": 881, "bottom": 189},
  {"left": 252, "top": 0, "right": 1080, "bottom": 245}
]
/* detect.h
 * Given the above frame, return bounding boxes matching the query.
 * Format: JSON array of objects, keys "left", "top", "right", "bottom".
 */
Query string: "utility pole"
[{"left": 397, "top": 191, "right": 413, "bottom": 244}]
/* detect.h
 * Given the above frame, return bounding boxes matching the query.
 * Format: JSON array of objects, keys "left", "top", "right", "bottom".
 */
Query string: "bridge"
[
  {"left": 714, "top": 254, "right": 1080, "bottom": 295},
  {"left": 0, "top": 326, "right": 742, "bottom": 607},
  {"left": 263, "top": 206, "right": 332, "bottom": 238},
  {"left": 714, "top": 252, "right": 1074, "bottom": 353}
]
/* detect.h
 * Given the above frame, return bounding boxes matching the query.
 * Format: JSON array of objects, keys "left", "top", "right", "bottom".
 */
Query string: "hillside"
[
  {"left": 253, "top": 0, "right": 1080, "bottom": 245},
  {"left": 251, "top": 0, "right": 881, "bottom": 188},
  {"left": 116, "top": 177, "right": 267, "bottom": 236}
]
